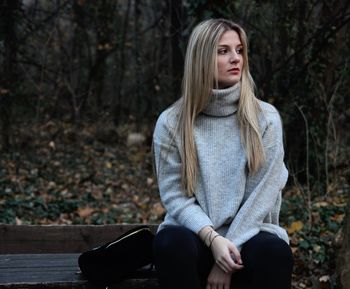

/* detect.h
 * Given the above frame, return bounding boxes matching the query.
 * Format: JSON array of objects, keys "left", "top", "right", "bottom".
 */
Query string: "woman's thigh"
[
  {"left": 153, "top": 226, "right": 214, "bottom": 289},
  {"left": 241, "top": 231, "right": 293, "bottom": 270},
  {"left": 233, "top": 231, "right": 293, "bottom": 289}
]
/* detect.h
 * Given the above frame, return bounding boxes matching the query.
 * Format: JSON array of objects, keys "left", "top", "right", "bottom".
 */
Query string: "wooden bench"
[{"left": 0, "top": 224, "right": 160, "bottom": 289}]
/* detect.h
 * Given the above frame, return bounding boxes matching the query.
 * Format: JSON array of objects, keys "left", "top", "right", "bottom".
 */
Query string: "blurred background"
[{"left": 0, "top": 0, "right": 349, "bottom": 288}]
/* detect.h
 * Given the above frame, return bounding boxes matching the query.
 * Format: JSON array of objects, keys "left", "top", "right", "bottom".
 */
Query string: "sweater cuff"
[{"left": 183, "top": 214, "right": 214, "bottom": 235}]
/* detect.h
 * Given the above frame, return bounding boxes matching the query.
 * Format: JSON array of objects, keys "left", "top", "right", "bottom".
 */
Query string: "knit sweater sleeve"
[
  {"left": 153, "top": 110, "right": 214, "bottom": 234},
  {"left": 225, "top": 106, "right": 288, "bottom": 250}
]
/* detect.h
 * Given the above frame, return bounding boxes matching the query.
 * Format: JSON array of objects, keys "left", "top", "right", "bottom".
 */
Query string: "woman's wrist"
[
  {"left": 199, "top": 226, "right": 212, "bottom": 245},
  {"left": 209, "top": 234, "right": 221, "bottom": 248},
  {"left": 198, "top": 226, "right": 220, "bottom": 247}
]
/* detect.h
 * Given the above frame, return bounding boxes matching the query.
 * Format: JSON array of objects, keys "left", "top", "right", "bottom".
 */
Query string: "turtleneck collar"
[{"left": 202, "top": 82, "right": 241, "bottom": 117}]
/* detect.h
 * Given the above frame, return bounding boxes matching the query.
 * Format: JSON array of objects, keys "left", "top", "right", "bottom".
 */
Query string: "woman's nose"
[{"left": 230, "top": 52, "right": 240, "bottom": 63}]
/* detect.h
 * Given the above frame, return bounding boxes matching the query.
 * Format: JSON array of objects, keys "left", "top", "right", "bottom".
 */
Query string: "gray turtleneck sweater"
[{"left": 153, "top": 83, "right": 289, "bottom": 250}]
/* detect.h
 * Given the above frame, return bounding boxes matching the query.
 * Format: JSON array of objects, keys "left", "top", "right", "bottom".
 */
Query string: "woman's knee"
[
  {"left": 153, "top": 226, "right": 200, "bottom": 259},
  {"left": 264, "top": 237, "right": 293, "bottom": 269},
  {"left": 242, "top": 232, "right": 293, "bottom": 270}
]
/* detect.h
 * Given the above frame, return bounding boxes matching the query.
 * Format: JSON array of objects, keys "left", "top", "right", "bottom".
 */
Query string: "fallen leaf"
[
  {"left": 314, "top": 201, "right": 328, "bottom": 207},
  {"left": 319, "top": 275, "right": 330, "bottom": 283},
  {"left": 331, "top": 214, "right": 344, "bottom": 222},
  {"left": 288, "top": 221, "right": 304, "bottom": 234},
  {"left": 77, "top": 207, "right": 95, "bottom": 218},
  {"left": 313, "top": 245, "right": 321, "bottom": 253},
  {"left": 291, "top": 246, "right": 298, "bottom": 254},
  {"left": 122, "top": 183, "right": 129, "bottom": 190},
  {"left": 147, "top": 177, "right": 153, "bottom": 186},
  {"left": 15, "top": 217, "right": 23, "bottom": 225},
  {"left": 49, "top": 141, "right": 55, "bottom": 150},
  {"left": 48, "top": 181, "right": 56, "bottom": 189},
  {"left": 153, "top": 202, "right": 165, "bottom": 217}
]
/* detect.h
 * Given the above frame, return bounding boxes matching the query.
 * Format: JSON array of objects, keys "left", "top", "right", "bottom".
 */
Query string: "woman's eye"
[
  {"left": 236, "top": 48, "right": 243, "bottom": 54},
  {"left": 218, "top": 49, "right": 227, "bottom": 54}
]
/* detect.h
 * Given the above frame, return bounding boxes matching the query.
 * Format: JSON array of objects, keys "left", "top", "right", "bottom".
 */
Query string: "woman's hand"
[
  {"left": 206, "top": 263, "right": 232, "bottom": 289},
  {"left": 210, "top": 235, "right": 244, "bottom": 273}
]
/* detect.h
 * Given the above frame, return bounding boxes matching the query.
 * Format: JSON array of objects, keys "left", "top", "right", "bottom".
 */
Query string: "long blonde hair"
[{"left": 175, "top": 19, "right": 265, "bottom": 197}]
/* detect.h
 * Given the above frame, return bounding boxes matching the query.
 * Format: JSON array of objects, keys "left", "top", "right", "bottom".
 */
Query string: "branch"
[
  {"left": 272, "top": 12, "right": 350, "bottom": 75},
  {"left": 18, "top": 0, "right": 71, "bottom": 44}
]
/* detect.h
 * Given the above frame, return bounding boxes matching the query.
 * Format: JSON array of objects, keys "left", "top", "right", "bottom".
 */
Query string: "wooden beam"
[
  {"left": 0, "top": 254, "right": 158, "bottom": 289},
  {"left": 0, "top": 224, "right": 158, "bottom": 254}
]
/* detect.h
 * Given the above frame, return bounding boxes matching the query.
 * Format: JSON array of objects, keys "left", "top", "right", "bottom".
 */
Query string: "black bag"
[{"left": 78, "top": 225, "right": 154, "bottom": 286}]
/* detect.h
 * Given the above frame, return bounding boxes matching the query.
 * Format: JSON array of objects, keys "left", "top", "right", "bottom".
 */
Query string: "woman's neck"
[{"left": 202, "top": 83, "right": 240, "bottom": 117}]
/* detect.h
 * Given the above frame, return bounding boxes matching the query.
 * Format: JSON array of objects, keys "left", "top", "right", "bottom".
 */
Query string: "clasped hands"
[
  {"left": 199, "top": 226, "right": 244, "bottom": 273},
  {"left": 199, "top": 226, "right": 244, "bottom": 289}
]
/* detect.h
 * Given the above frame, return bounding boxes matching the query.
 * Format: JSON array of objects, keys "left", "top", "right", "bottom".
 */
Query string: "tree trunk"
[
  {"left": 0, "top": 0, "right": 20, "bottom": 151},
  {"left": 90, "top": 0, "right": 117, "bottom": 113},
  {"left": 112, "top": 0, "right": 131, "bottom": 126},
  {"left": 134, "top": 0, "right": 142, "bottom": 128},
  {"left": 169, "top": 0, "right": 183, "bottom": 98},
  {"left": 71, "top": 0, "right": 89, "bottom": 122}
]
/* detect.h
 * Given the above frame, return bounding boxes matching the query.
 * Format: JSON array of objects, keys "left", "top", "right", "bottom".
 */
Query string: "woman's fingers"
[
  {"left": 229, "top": 245, "right": 243, "bottom": 265},
  {"left": 232, "top": 262, "right": 244, "bottom": 270},
  {"left": 210, "top": 235, "right": 244, "bottom": 272},
  {"left": 218, "top": 253, "right": 235, "bottom": 272},
  {"left": 216, "top": 259, "right": 229, "bottom": 273},
  {"left": 217, "top": 257, "right": 238, "bottom": 273},
  {"left": 219, "top": 253, "right": 244, "bottom": 273}
]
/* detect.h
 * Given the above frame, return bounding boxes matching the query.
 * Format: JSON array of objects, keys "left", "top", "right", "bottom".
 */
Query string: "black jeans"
[{"left": 153, "top": 225, "right": 293, "bottom": 289}]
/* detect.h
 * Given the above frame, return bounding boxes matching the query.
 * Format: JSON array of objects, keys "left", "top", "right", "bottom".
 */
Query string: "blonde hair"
[{"left": 176, "top": 19, "right": 265, "bottom": 196}]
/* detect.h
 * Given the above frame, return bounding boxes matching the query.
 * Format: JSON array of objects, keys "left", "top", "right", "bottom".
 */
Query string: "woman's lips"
[{"left": 228, "top": 68, "right": 240, "bottom": 74}]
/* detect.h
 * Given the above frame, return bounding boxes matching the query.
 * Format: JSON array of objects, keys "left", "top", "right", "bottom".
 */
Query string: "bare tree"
[
  {"left": 112, "top": 0, "right": 131, "bottom": 125},
  {"left": 169, "top": 0, "right": 184, "bottom": 96},
  {"left": 0, "top": 0, "right": 20, "bottom": 151}
]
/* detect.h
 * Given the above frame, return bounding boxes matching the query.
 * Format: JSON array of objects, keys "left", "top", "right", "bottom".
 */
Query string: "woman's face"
[{"left": 216, "top": 30, "right": 243, "bottom": 88}]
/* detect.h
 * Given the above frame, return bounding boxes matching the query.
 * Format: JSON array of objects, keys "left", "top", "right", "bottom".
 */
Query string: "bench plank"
[
  {"left": 0, "top": 225, "right": 158, "bottom": 254},
  {"left": 0, "top": 254, "right": 158, "bottom": 289},
  {"left": 0, "top": 254, "right": 79, "bottom": 269},
  {"left": 0, "top": 254, "right": 84, "bottom": 284}
]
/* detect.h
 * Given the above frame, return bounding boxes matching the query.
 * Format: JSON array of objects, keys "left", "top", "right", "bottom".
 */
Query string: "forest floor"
[{"left": 0, "top": 120, "right": 348, "bottom": 289}]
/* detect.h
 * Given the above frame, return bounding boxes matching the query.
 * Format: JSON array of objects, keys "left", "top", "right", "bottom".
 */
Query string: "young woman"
[{"left": 152, "top": 19, "right": 293, "bottom": 289}]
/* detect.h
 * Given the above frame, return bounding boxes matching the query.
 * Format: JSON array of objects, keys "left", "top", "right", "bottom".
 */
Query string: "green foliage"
[{"left": 281, "top": 186, "right": 348, "bottom": 288}]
